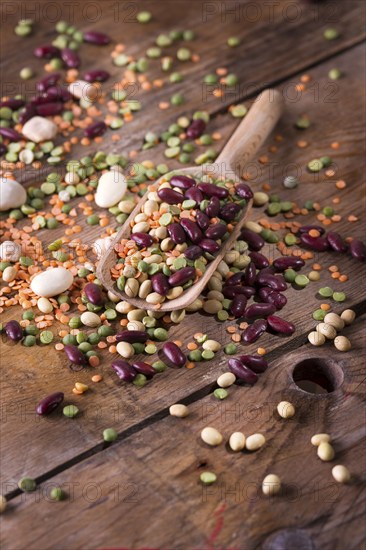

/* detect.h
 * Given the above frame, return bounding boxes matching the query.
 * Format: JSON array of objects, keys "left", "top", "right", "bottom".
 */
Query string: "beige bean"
[
  {"left": 116, "top": 301, "right": 134, "bottom": 314},
  {"left": 245, "top": 433, "right": 266, "bottom": 451},
  {"left": 170, "top": 309, "right": 185, "bottom": 324},
  {"left": 311, "top": 433, "right": 331, "bottom": 446},
  {"left": 80, "top": 311, "right": 101, "bottom": 327},
  {"left": 201, "top": 427, "right": 223, "bottom": 446},
  {"left": 124, "top": 279, "right": 139, "bottom": 297},
  {"left": 185, "top": 298, "right": 203, "bottom": 312},
  {"left": 277, "top": 401, "right": 295, "bottom": 419},
  {"left": 332, "top": 465, "right": 351, "bottom": 483},
  {"left": 132, "top": 221, "right": 150, "bottom": 234},
  {"left": 308, "top": 331, "right": 326, "bottom": 346},
  {"left": 144, "top": 254, "right": 163, "bottom": 265},
  {"left": 146, "top": 292, "right": 164, "bottom": 304},
  {"left": 317, "top": 442, "right": 335, "bottom": 461},
  {"left": 202, "top": 339, "right": 221, "bottom": 352},
  {"left": 334, "top": 335, "right": 351, "bottom": 352},
  {"left": 166, "top": 286, "right": 184, "bottom": 300},
  {"left": 340, "top": 309, "right": 356, "bottom": 325},
  {"left": 217, "top": 372, "right": 236, "bottom": 388},
  {"left": 323, "top": 312, "right": 345, "bottom": 331},
  {"left": 107, "top": 291, "right": 120, "bottom": 303},
  {"left": 207, "top": 277, "right": 222, "bottom": 292},
  {"left": 127, "top": 309, "right": 146, "bottom": 322},
  {"left": 134, "top": 212, "right": 148, "bottom": 223},
  {"left": 253, "top": 191, "right": 269, "bottom": 206},
  {"left": 224, "top": 250, "right": 240, "bottom": 264},
  {"left": 317, "top": 323, "right": 337, "bottom": 340},
  {"left": 127, "top": 321, "right": 145, "bottom": 332},
  {"left": 203, "top": 299, "right": 222, "bottom": 314},
  {"left": 262, "top": 474, "right": 281, "bottom": 496},
  {"left": 161, "top": 237, "right": 174, "bottom": 252},
  {"left": 118, "top": 199, "right": 135, "bottom": 214},
  {"left": 217, "top": 260, "right": 230, "bottom": 277},
  {"left": 169, "top": 404, "right": 189, "bottom": 418},
  {"left": 155, "top": 226, "right": 167, "bottom": 239},
  {"left": 143, "top": 199, "right": 159, "bottom": 215},
  {"left": 37, "top": 297, "right": 53, "bottom": 314},
  {"left": 116, "top": 341, "right": 135, "bottom": 359},
  {"left": 139, "top": 280, "right": 152, "bottom": 299},
  {"left": 2, "top": 266, "right": 17, "bottom": 282},
  {"left": 229, "top": 432, "right": 246, "bottom": 452},
  {"left": 206, "top": 290, "right": 224, "bottom": 301},
  {"left": 244, "top": 220, "right": 262, "bottom": 233}
]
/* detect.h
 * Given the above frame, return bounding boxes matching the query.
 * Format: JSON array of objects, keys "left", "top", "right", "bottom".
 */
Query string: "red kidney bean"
[
  {"left": 131, "top": 232, "right": 154, "bottom": 248},
  {"left": 167, "top": 223, "right": 186, "bottom": 244},
  {"left": 157, "top": 187, "right": 184, "bottom": 204},
  {"left": 5, "top": 320, "right": 23, "bottom": 341},
  {"left": 19, "top": 104, "right": 36, "bottom": 124},
  {"left": 240, "top": 228, "right": 265, "bottom": 251},
  {"left": 83, "top": 282, "right": 104, "bottom": 306},
  {"left": 206, "top": 223, "right": 227, "bottom": 240},
  {"left": 259, "top": 288, "right": 287, "bottom": 310},
  {"left": 238, "top": 355, "right": 268, "bottom": 374},
  {"left": 180, "top": 219, "right": 203, "bottom": 244},
  {"left": 0, "top": 98, "right": 25, "bottom": 109},
  {"left": 170, "top": 174, "right": 195, "bottom": 189},
  {"left": 186, "top": 118, "right": 205, "bottom": 139},
  {"left": 0, "top": 144, "right": 7, "bottom": 156},
  {"left": 46, "top": 86, "right": 73, "bottom": 102},
  {"left": 185, "top": 187, "right": 204, "bottom": 204},
  {"left": 162, "top": 342, "right": 186, "bottom": 367},
  {"left": 350, "top": 239, "right": 366, "bottom": 261},
  {"left": 36, "top": 392, "right": 64, "bottom": 415},
  {"left": 230, "top": 294, "right": 247, "bottom": 317},
  {"left": 205, "top": 196, "right": 220, "bottom": 217},
  {"left": 83, "top": 69, "right": 110, "bottom": 82},
  {"left": 298, "top": 225, "right": 325, "bottom": 235},
  {"left": 249, "top": 251, "right": 269, "bottom": 269},
  {"left": 36, "top": 102, "right": 64, "bottom": 116},
  {"left": 64, "top": 345, "right": 87, "bottom": 366},
  {"left": 195, "top": 211, "right": 210, "bottom": 231},
  {"left": 235, "top": 183, "right": 253, "bottom": 200},
  {"left": 199, "top": 238, "right": 220, "bottom": 254},
  {"left": 34, "top": 44, "right": 61, "bottom": 59},
  {"left": 151, "top": 273, "right": 170, "bottom": 296},
  {"left": 244, "top": 261, "right": 257, "bottom": 286},
  {"left": 326, "top": 231, "right": 347, "bottom": 253},
  {"left": 259, "top": 266, "right": 276, "bottom": 275},
  {"left": 116, "top": 330, "right": 148, "bottom": 344},
  {"left": 225, "top": 272, "right": 246, "bottom": 286},
  {"left": 184, "top": 245, "right": 203, "bottom": 260},
  {"left": 61, "top": 48, "right": 80, "bottom": 68},
  {"left": 228, "top": 358, "right": 258, "bottom": 384},
  {"left": 273, "top": 257, "right": 305, "bottom": 272},
  {"left": 111, "top": 360, "right": 136, "bottom": 382},
  {"left": 242, "top": 319, "right": 267, "bottom": 344},
  {"left": 31, "top": 94, "right": 58, "bottom": 106},
  {"left": 245, "top": 303, "right": 276, "bottom": 320},
  {"left": 300, "top": 233, "right": 329, "bottom": 251},
  {"left": 131, "top": 361, "right": 156, "bottom": 379},
  {"left": 36, "top": 72, "right": 61, "bottom": 92},
  {"left": 220, "top": 203, "right": 241, "bottom": 221},
  {"left": 0, "top": 128, "right": 23, "bottom": 142},
  {"left": 84, "top": 121, "right": 107, "bottom": 138},
  {"left": 168, "top": 266, "right": 196, "bottom": 287},
  {"left": 256, "top": 272, "right": 287, "bottom": 291},
  {"left": 267, "top": 315, "right": 295, "bottom": 336},
  {"left": 83, "top": 31, "right": 111, "bottom": 45},
  {"left": 198, "top": 182, "right": 229, "bottom": 199},
  {"left": 223, "top": 286, "right": 256, "bottom": 299}
]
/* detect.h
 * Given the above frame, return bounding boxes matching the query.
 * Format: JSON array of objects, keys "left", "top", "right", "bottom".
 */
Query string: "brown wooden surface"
[{"left": 1, "top": 1, "right": 366, "bottom": 549}]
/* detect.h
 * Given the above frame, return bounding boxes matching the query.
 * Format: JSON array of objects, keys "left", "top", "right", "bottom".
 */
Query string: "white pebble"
[
  {"left": 308, "top": 331, "right": 326, "bottom": 346},
  {"left": 58, "top": 190, "right": 71, "bottom": 202},
  {"left": 2, "top": 266, "right": 17, "bottom": 282},
  {"left": 0, "top": 177, "right": 27, "bottom": 211},
  {"left": 0, "top": 240, "right": 21, "bottom": 262},
  {"left": 229, "top": 432, "right": 246, "bottom": 452},
  {"left": 201, "top": 427, "right": 223, "bottom": 446},
  {"left": 262, "top": 474, "right": 281, "bottom": 495},
  {"left": 37, "top": 297, "right": 53, "bottom": 314},
  {"left": 245, "top": 433, "right": 266, "bottom": 451},
  {"left": 95, "top": 171, "right": 127, "bottom": 208},
  {"left": 317, "top": 441, "right": 335, "bottom": 461},
  {"left": 116, "top": 341, "right": 135, "bottom": 359},
  {"left": 22, "top": 116, "right": 57, "bottom": 143},
  {"left": 68, "top": 80, "right": 98, "bottom": 101},
  {"left": 169, "top": 404, "right": 189, "bottom": 418},
  {"left": 311, "top": 433, "right": 331, "bottom": 446},
  {"left": 217, "top": 372, "right": 236, "bottom": 388},
  {"left": 332, "top": 465, "right": 351, "bottom": 483},
  {"left": 30, "top": 267, "right": 73, "bottom": 297},
  {"left": 277, "top": 401, "right": 295, "bottom": 419},
  {"left": 80, "top": 311, "right": 101, "bottom": 328}
]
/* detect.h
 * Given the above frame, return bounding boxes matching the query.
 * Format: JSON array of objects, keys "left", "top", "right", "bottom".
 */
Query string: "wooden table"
[{"left": 1, "top": 1, "right": 365, "bottom": 549}]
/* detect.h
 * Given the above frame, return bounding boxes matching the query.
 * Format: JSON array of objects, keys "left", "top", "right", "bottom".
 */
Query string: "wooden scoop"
[{"left": 97, "top": 89, "right": 284, "bottom": 311}]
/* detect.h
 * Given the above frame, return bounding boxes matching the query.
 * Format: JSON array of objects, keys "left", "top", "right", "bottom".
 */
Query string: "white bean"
[
  {"left": 332, "top": 465, "right": 351, "bottom": 483},
  {"left": 277, "top": 401, "right": 295, "bottom": 419},
  {"left": 201, "top": 427, "right": 223, "bottom": 446},
  {"left": 262, "top": 474, "right": 281, "bottom": 495},
  {"left": 317, "top": 442, "right": 335, "bottom": 461},
  {"left": 229, "top": 432, "right": 246, "bottom": 452},
  {"left": 334, "top": 335, "right": 351, "bottom": 352},
  {"left": 217, "top": 372, "right": 236, "bottom": 388},
  {"left": 169, "top": 404, "right": 189, "bottom": 418},
  {"left": 116, "top": 342, "right": 135, "bottom": 359},
  {"left": 340, "top": 309, "right": 356, "bottom": 325},
  {"left": 311, "top": 433, "right": 331, "bottom": 446},
  {"left": 308, "top": 331, "right": 326, "bottom": 346},
  {"left": 245, "top": 433, "right": 266, "bottom": 451}
]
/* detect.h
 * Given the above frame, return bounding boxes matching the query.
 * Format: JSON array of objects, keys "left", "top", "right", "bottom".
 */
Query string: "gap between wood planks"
[{"left": 5, "top": 299, "right": 366, "bottom": 502}]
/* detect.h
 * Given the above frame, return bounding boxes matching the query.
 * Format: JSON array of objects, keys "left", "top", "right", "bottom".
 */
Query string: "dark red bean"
[
  {"left": 235, "top": 183, "right": 253, "bottom": 200},
  {"left": 162, "top": 342, "right": 186, "bottom": 367},
  {"left": 61, "top": 48, "right": 80, "bottom": 68},
  {"left": 36, "top": 72, "right": 61, "bottom": 92},
  {"left": 184, "top": 245, "right": 203, "bottom": 260},
  {"left": 195, "top": 210, "right": 210, "bottom": 230},
  {"left": 116, "top": 330, "right": 148, "bottom": 344},
  {"left": 151, "top": 273, "right": 170, "bottom": 296},
  {"left": 170, "top": 174, "right": 195, "bottom": 189},
  {"left": 64, "top": 345, "right": 87, "bottom": 366},
  {"left": 259, "top": 266, "right": 276, "bottom": 275},
  {"left": 46, "top": 86, "right": 73, "bottom": 102},
  {"left": 84, "top": 121, "right": 107, "bottom": 138},
  {"left": 0, "top": 98, "right": 25, "bottom": 109},
  {"left": 157, "top": 187, "right": 184, "bottom": 204},
  {"left": 240, "top": 228, "right": 265, "bottom": 251},
  {"left": 228, "top": 358, "right": 258, "bottom": 384},
  {"left": 298, "top": 225, "right": 325, "bottom": 235},
  {"left": 36, "top": 392, "right": 64, "bottom": 415},
  {"left": 83, "top": 31, "right": 111, "bottom": 45},
  {"left": 219, "top": 203, "right": 241, "bottom": 221},
  {"left": 249, "top": 251, "right": 269, "bottom": 270},
  {"left": 131, "top": 232, "right": 154, "bottom": 248},
  {"left": 205, "top": 196, "right": 220, "bottom": 217},
  {"left": 198, "top": 182, "right": 229, "bottom": 199},
  {"left": 185, "top": 187, "right": 204, "bottom": 204},
  {"left": 83, "top": 69, "right": 110, "bottom": 82},
  {"left": 241, "top": 319, "right": 268, "bottom": 344},
  {"left": 19, "top": 104, "right": 36, "bottom": 124},
  {"left": 267, "top": 315, "right": 295, "bottom": 336},
  {"left": 168, "top": 267, "right": 196, "bottom": 287},
  {"left": 199, "top": 239, "right": 220, "bottom": 254},
  {"left": 31, "top": 94, "right": 58, "bottom": 106},
  {"left": 167, "top": 223, "right": 186, "bottom": 244},
  {"left": 111, "top": 360, "right": 136, "bottom": 382},
  {"left": 206, "top": 223, "right": 227, "bottom": 240},
  {"left": 36, "top": 102, "right": 64, "bottom": 116},
  {"left": 180, "top": 219, "right": 203, "bottom": 244},
  {"left": 350, "top": 239, "right": 366, "bottom": 261},
  {"left": 230, "top": 294, "right": 247, "bottom": 317},
  {"left": 223, "top": 286, "right": 255, "bottom": 299},
  {"left": 0, "top": 144, "right": 7, "bottom": 156},
  {"left": 256, "top": 272, "right": 287, "bottom": 291},
  {"left": 83, "top": 282, "right": 104, "bottom": 306},
  {"left": 186, "top": 118, "right": 206, "bottom": 139},
  {"left": 238, "top": 355, "right": 268, "bottom": 374},
  {"left": 259, "top": 288, "right": 287, "bottom": 310},
  {"left": 245, "top": 303, "right": 276, "bottom": 320},
  {"left": 326, "top": 231, "right": 347, "bottom": 253},
  {"left": 300, "top": 233, "right": 329, "bottom": 252},
  {"left": 244, "top": 261, "right": 257, "bottom": 286},
  {"left": 131, "top": 361, "right": 156, "bottom": 379},
  {"left": 225, "top": 272, "right": 246, "bottom": 286},
  {"left": 34, "top": 44, "right": 61, "bottom": 59},
  {"left": 5, "top": 320, "right": 23, "bottom": 341},
  {"left": 0, "top": 128, "right": 23, "bottom": 142},
  {"left": 273, "top": 257, "right": 305, "bottom": 272}
]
